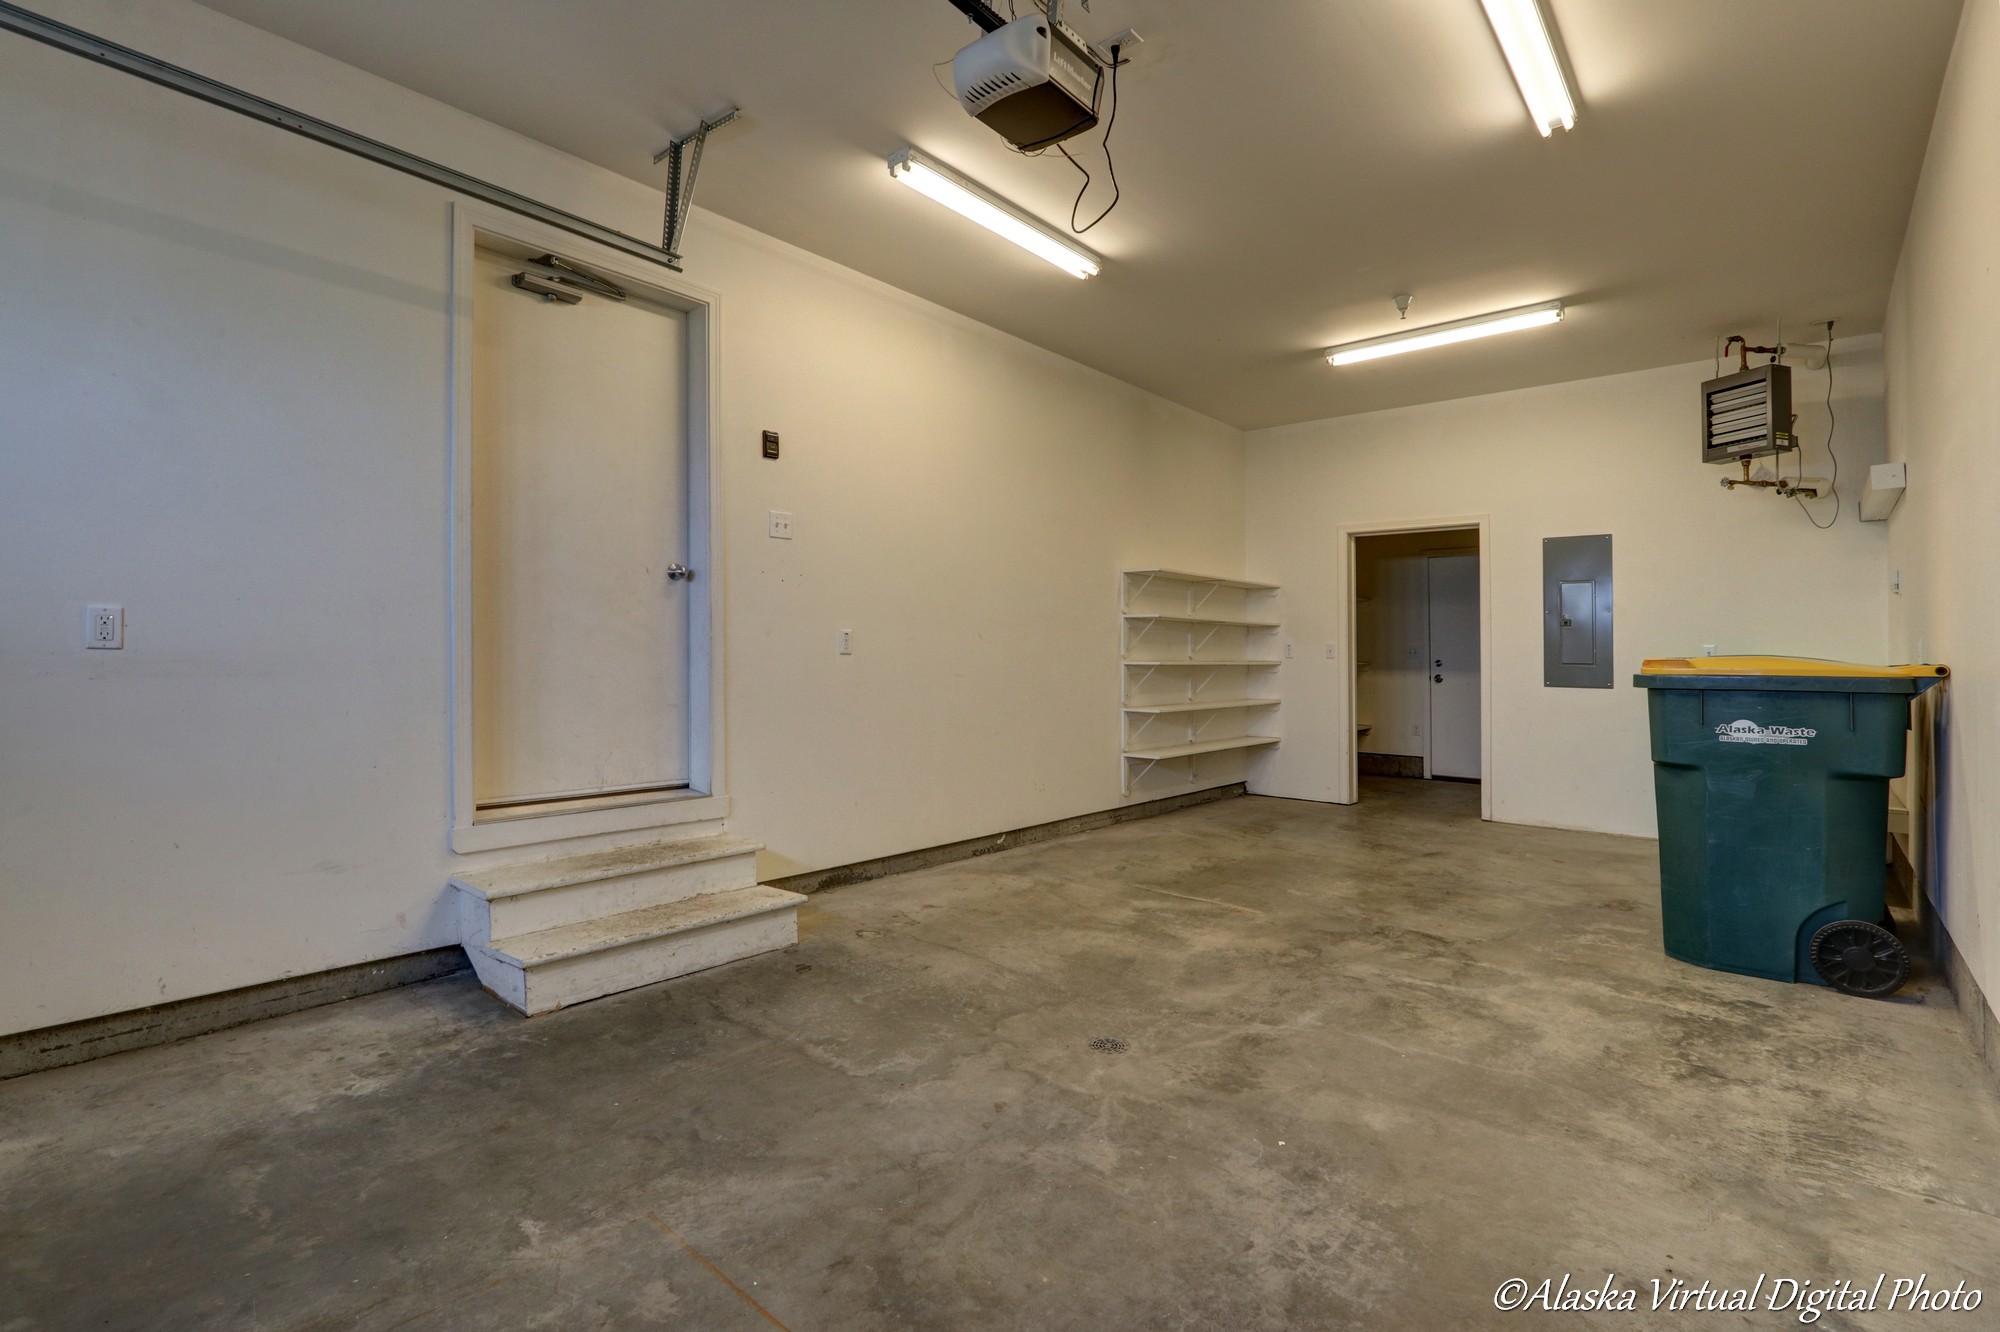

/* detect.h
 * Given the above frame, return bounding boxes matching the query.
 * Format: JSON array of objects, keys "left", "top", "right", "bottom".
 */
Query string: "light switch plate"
[{"left": 768, "top": 510, "right": 793, "bottom": 540}]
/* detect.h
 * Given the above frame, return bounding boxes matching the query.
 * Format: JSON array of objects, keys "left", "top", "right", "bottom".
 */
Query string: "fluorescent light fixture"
[
  {"left": 1325, "top": 300, "right": 1565, "bottom": 366},
  {"left": 887, "top": 147, "right": 1101, "bottom": 279},
  {"left": 1480, "top": 0, "right": 1576, "bottom": 136}
]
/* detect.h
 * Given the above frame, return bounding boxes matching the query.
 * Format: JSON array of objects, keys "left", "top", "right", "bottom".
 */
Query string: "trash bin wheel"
[{"left": 1809, "top": 920, "right": 1909, "bottom": 998}]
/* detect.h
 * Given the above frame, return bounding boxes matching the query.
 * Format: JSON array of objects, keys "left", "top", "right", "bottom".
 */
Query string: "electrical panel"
[
  {"left": 1543, "top": 535, "right": 1613, "bottom": 689},
  {"left": 1700, "top": 364, "right": 1793, "bottom": 464}
]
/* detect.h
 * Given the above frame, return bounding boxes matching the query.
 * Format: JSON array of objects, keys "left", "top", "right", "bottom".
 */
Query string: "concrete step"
[
  {"left": 451, "top": 833, "right": 762, "bottom": 942},
  {"left": 466, "top": 885, "right": 805, "bottom": 1016}
]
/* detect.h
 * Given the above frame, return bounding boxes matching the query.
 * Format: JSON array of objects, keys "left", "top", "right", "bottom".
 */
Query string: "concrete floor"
[{"left": 3, "top": 779, "right": 1997, "bottom": 1331}]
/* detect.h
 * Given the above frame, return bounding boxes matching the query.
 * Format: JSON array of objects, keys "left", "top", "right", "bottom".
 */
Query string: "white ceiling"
[{"left": 195, "top": 0, "right": 1962, "bottom": 429}]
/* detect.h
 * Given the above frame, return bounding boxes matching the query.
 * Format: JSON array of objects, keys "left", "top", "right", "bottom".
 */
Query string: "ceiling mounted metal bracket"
[{"left": 653, "top": 106, "right": 740, "bottom": 269}]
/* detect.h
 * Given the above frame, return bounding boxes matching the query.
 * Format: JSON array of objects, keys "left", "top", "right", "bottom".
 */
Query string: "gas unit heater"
[{"left": 1700, "top": 364, "right": 1793, "bottom": 464}]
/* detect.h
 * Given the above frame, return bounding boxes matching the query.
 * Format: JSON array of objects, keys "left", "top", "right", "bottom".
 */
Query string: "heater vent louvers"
[{"left": 1700, "top": 364, "right": 1793, "bottom": 464}]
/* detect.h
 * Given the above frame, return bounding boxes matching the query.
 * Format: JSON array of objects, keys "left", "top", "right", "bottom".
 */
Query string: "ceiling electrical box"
[{"left": 1700, "top": 364, "right": 1793, "bottom": 464}]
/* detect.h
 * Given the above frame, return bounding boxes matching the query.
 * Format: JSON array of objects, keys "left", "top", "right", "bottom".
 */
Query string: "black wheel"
[{"left": 1809, "top": 919, "right": 1909, "bottom": 998}]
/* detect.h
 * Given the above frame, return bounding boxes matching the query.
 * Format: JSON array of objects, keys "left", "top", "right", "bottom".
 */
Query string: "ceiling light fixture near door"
[
  {"left": 887, "top": 147, "right": 1101, "bottom": 278},
  {"left": 1480, "top": 0, "right": 1575, "bottom": 136},
  {"left": 1325, "top": 300, "right": 1565, "bottom": 366}
]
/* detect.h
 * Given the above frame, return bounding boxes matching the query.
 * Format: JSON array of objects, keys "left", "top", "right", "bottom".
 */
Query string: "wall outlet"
[
  {"left": 837, "top": 629, "right": 852, "bottom": 656},
  {"left": 768, "top": 510, "right": 793, "bottom": 540},
  {"left": 86, "top": 604, "right": 123, "bottom": 649},
  {"left": 1325, "top": 643, "right": 1336, "bottom": 659},
  {"left": 1284, "top": 642, "right": 1294, "bottom": 659},
  {"left": 1702, "top": 644, "right": 1717, "bottom": 657},
  {"left": 1892, "top": 569, "right": 1902, "bottom": 596},
  {"left": 1410, "top": 723, "right": 1422, "bottom": 739}
]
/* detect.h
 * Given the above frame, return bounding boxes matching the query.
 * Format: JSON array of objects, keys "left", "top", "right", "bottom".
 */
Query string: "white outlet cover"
[
  {"left": 86, "top": 604, "right": 123, "bottom": 649},
  {"left": 837, "top": 629, "right": 852, "bottom": 655}
]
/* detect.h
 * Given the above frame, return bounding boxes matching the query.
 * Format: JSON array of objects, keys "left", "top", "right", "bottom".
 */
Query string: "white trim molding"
[{"left": 447, "top": 203, "right": 728, "bottom": 855}]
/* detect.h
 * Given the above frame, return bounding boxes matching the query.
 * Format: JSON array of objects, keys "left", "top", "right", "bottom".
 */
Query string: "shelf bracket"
[{"left": 1123, "top": 754, "right": 1162, "bottom": 796}]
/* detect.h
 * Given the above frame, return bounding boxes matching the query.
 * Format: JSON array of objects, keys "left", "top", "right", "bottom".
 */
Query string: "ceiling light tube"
[
  {"left": 1325, "top": 300, "right": 1565, "bottom": 366},
  {"left": 1480, "top": 0, "right": 1575, "bottom": 136},
  {"left": 887, "top": 147, "right": 1101, "bottom": 279}
]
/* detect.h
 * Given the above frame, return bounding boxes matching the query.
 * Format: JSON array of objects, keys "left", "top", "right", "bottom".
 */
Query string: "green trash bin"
[{"left": 1633, "top": 656, "right": 1948, "bottom": 997}]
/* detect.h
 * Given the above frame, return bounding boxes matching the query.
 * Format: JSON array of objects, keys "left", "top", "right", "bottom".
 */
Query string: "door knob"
[
  {"left": 1433, "top": 673, "right": 1444, "bottom": 683},
  {"left": 666, "top": 564, "right": 693, "bottom": 582}
]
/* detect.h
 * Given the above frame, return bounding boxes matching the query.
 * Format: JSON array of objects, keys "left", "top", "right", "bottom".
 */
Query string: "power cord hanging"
[
  {"left": 1056, "top": 42, "right": 1122, "bottom": 233},
  {"left": 1795, "top": 321, "right": 1839, "bottom": 529}
]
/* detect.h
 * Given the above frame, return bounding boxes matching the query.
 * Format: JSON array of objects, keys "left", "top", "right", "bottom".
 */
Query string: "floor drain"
[{"left": 1089, "top": 1036, "right": 1128, "bottom": 1054}]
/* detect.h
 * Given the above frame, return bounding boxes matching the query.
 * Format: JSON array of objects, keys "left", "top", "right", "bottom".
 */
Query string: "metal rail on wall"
[{"left": 0, "top": 0, "right": 691, "bottom": 272}]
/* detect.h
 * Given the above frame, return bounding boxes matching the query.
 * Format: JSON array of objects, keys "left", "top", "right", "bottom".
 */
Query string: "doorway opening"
[{"left": 1340, "top": 520, "right": 1492, "bottom": 818}]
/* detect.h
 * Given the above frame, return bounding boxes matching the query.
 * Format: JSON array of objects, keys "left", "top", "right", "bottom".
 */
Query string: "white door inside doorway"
[
  {"left": 469, "top": 247, "right": 690, "bottom": 810},
  {"left": 1427, "top": 553, "right": 1480, "bottom": 781}
]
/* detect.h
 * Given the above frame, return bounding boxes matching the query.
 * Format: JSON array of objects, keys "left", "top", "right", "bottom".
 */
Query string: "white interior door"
[
  {"left": 470, "top": 248, "right": 689, "bottom": 808},
  {"left": 1427, "top": 554, "right": 1481, "bottom": 780}
]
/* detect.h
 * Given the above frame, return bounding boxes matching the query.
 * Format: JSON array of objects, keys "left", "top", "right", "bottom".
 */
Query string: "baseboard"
[
  {"left": 768, "top": 783, "right": 1248, "bottom": 896},
  {"left": 1913, "top": 889, "right": 2000, "bottom": 1089},
  {"left": 0, "top": 947, "right": 470, "bottom": 1081}
]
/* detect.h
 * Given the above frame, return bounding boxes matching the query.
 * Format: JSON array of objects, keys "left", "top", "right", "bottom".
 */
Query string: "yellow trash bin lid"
[{"left": 1639, "top": 655, "right": 1948, "bottom": 679}]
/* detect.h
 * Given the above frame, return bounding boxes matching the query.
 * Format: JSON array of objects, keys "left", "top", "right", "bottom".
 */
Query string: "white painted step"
[
  {"left": 451, "top": 833, "right": 762, "bottom": 942},
  {"left": 466, "top": 885, "right": 806, "bottom": 1017}
]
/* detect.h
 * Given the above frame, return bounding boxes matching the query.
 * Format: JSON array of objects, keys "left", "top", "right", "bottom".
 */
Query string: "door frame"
[
  {"left": 447, "top": 203, "right": 726, "bottom": 853},
  {"left": 1335, "top": 515, "right": 1493, "bottom": 819}
]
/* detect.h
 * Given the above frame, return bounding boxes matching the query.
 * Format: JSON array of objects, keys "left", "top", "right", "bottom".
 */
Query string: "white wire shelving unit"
[{"left": 1120, "top": 569, "right": 1281, "bottom": 794}]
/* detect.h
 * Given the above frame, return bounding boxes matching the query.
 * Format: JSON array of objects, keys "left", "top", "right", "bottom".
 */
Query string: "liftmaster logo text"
[{"left": 1717, "top": 719, "right": 1816, "bottom": 747}]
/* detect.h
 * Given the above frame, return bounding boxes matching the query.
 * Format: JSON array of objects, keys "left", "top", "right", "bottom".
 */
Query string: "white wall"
[
  {"left": 0, "top": 0, "right": 1244, "bottom": 1035},
  {"left": 1246, "top": 350, "right": 1892, "bottom": 836},
  {"left": 1883, "top": 0, "right": 2000, "bottom": 1011}
]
